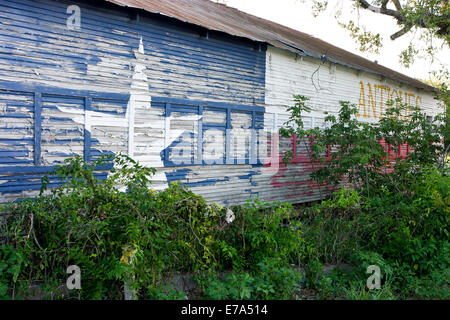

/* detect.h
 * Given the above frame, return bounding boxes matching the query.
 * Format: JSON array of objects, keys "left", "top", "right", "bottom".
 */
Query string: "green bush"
[
  {"left": 280, "top": 95, "right": 449, "bottom": 300},
  {"left": 0, "top": 154, "right": 308, "bottom": 300},
  {"left": 299, "top": 168, "right": 449, "bottom": 299},
  {"left": 0, "top": 244, "right": 25, "bottom": 299},
  {"left": 225, "top": 198, "right": 304, "bottom": 268},
  {"left": 299, "top": 187, "right": 368, "bottom": 265},
  {"left": 199, "top": 257, "right": 303, "bottom": 300},
  {"left": 0, "top": 154, "right": 230, "bottom": 299}
]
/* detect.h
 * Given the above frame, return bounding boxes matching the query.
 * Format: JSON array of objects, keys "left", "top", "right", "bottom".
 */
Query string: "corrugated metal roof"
[{"left": 104, "top": 0, "right": 436, "bottom": 92}]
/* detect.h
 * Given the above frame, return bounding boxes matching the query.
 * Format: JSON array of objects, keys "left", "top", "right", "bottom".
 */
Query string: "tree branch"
[
  {"left": 391, "top": 0, "right": 402, "bottom": 11},
  {"left": 357, "top": 0, "right": 406, "bottom": 22},
  {"left": 357, "top": 0, "right": 449, "bottom": 40},
  {"left": 390, "top": 24, "right": 412, "bottom": 40}
]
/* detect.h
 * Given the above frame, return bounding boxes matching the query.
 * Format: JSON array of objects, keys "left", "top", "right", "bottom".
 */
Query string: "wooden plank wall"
[{"left": 0, "top": 0, "right": 442, "bottom": 206}]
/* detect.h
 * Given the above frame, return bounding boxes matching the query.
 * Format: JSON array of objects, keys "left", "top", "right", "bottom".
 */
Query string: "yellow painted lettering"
[
  {"left": 415, "top": 95, "right": 422, "bottom": 109},
  {"left": 407, "top": 93, "right": 415, "bottom": 119},
  {"left": 379, "top": 85, "right": 387, "bottom": 119},
  {"left": 358, "top": 81, "right": 366, "bottom": 117},
  {"left": 367, "top": 83, "right": 377, "bottom": 119}
]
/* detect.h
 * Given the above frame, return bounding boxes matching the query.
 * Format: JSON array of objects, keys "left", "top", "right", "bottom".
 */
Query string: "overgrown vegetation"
[
  {"left": 0, "top": 93, "right": 448, "bottom": 300},
  {"left": 0, "top": 154, "right": 305, "bottom": 300},
  {"left": 280, "top": 95, "right": 449, "bottom": 300}
]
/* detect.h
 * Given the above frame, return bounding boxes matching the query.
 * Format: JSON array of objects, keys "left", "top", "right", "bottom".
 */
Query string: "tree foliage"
[{"left": 309, "top": 0, "right": 449, "bottom": 74}]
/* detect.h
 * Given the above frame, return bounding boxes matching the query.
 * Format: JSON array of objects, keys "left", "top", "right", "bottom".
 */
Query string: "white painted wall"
[
  {"left": 265, "top": 46, "right": 441, "bottom": 125},
  {"left": 258, "top": 45, "right": 444, "bottom": 204}
]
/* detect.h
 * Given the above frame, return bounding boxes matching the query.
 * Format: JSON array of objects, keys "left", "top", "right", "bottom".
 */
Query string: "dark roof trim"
[{"left": 103, "top": 0, "right": 437, "bottom": 92}]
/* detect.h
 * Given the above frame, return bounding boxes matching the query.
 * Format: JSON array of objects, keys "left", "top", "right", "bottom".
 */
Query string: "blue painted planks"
[
  {"left": 225, "top": 108, "right": 232, "bottom": 165},
  {"left": 152, "top": 96, "right": 265, "bottom": 113},
  {"left": 0, "top": 0, "right": 266, "bottom": 106},
  {"left": 33, "top": 92, "right": 42, "bottom": 165},
  {"left": 164, "top": 103, "right": 171, "bottom": 164},
  {"left": 0, "top": 80, "right": 129, "bottom": 199},
  {"left": 196, "top": 105, "right": 203, "bottom": 165},
  {"left": 0, "top": 0, "right": 268, "bottom": 203},
  {"left": 84, "top": 97, "right": 91, "bottom": 162},
  {"left": 160, "top": 96, "right": 265, "bottom": 167},
  {"left": 0, "top": 81, "right": 130, "bottom": 101}
]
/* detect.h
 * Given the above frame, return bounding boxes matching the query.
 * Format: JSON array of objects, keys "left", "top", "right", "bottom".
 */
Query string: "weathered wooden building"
[{"left": 0, "top": 0, "right": 442, "bottom": 204}]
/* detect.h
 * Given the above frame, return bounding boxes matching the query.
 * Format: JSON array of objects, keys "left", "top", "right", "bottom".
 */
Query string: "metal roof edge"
[{"left": 102, "top": 0, "right": 438, "bottom": 93}]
